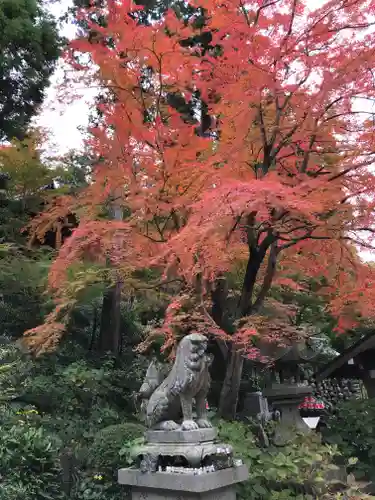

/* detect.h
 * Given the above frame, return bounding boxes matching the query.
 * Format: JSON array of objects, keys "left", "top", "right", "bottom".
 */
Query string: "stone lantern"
[{"left": 260, "top": 341, "right": 320, "bottom": 445}]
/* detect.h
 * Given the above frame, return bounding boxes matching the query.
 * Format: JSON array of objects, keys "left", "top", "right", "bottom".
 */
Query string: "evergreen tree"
[{"left": 0, "top": 0, "right": 61, "bottom": 141}]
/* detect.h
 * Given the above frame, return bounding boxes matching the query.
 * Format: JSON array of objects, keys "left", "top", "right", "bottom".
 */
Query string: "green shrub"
[
  {"left": 0, "top": 341, "right": 144, "bottom": 500},
  {"left": 70, "top": 423, "right": 144, "bottom": 500},
  {"left": 70, "top": 476, "right": 127, "bottom": 500},
  {"left": 324, "top": 398, "right": 375, "bottom": 481},
  {"left": 11, "top": 353, "right": 141, "bottom": 425},
  {"left": 217, "top": 420, "right": 340, "bottom": 499},
  {"left": 88, "top": 422, "right": 145, "bottom": 472},
  {"left": 0, "top": 256, "right": 51, "bottom": 339},
  {"left": 0, "top": 414, "right": 63, "bottom": 500}
]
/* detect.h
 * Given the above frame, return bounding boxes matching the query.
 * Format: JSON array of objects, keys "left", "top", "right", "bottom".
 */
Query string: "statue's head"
[
  {"left": 175, "top": 334, "right": 211, "bottom": 374},
  {"left": 180, "top": 333, "right": 208, "bottom": 357}
]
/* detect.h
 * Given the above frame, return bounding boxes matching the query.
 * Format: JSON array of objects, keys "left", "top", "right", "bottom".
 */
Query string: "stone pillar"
[
  {"left": 263, "top": 383, "right": 312, "bottom": 446},
  {"left": 244, "top": 391, "right": 268, "bottom": 416}
]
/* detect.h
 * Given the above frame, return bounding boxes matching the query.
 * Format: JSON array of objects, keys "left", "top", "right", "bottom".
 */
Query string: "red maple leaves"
[{"left": 25, "top": 0, "right": 375, "bottom": 355}]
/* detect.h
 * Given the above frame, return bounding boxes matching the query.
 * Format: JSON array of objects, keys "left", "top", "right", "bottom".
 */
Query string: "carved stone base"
[
  {"left": 118, "top": 464, "right": 249, "bottom": 500},
  {"left": 131, "top": 429, "right": 233, "bottom": 471}
]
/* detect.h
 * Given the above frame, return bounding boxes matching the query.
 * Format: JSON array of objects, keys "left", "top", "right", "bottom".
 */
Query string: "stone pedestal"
[
  {"left": 119, "top": 428, "right": 249, "bottom": 499},
  {"left": 118, "top": 465, "right": 249, "bottom": 499},
  {"left": 263, "top": 384, "right": 312, "bottom": 446}
]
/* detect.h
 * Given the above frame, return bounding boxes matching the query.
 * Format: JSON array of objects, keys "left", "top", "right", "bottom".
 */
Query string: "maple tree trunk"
[
  {"left": 218, "top": 349, "right": 244, "bottom": 419},
  {"left": 97, "top": 188, "right": 123, "bottom": 354},
  {"left": 89, "top": 306, "right": 98, "bottom": 350},
  {"left": 217, "top": 250, "right": 261, "bottom": 419},
  {"left": 98, "top": 281, "right": 122, "bottom": 354},
  {"left": 218, "top": 239, "right": 276, "bottom": 419},
  {"left": 211, "top": 277, "right": 230, "bottom": 361}
]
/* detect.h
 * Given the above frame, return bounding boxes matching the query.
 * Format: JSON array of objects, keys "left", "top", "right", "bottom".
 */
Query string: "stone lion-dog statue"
[{"left": 139, "top": 333, "right": 213, "bottom": 431}]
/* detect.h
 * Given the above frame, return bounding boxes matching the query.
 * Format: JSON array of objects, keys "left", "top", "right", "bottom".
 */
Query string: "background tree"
[
  {"left": 0, "top": 0, "right": 61, "bottom": 142},
  {"left": 0, "top": 131, "right": 53, "bottom": 207},
  {"left": 0, "top": 131, "right": 56, "bottom": 338}
]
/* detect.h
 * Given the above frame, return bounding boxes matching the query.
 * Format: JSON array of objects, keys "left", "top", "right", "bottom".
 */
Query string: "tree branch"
[
  {"left": 238, "top": 227, "right": 276, "bottom": 316},
  {"left": 253, "top": 241, "right": 279, "bottom": 311}
]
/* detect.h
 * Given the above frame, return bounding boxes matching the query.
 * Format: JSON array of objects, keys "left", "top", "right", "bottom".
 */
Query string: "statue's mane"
[{"left": 168, "top": 333, "right": 208, "bottom": 393}]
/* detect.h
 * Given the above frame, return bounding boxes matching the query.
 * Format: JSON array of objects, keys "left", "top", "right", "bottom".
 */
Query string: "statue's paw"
[
  {"left": 156, "top": 420, "right": 180, "bottom": 431},
  {"left": 181, "top": 420, "right": 199, "bottom": 431},
  {"left": 196, "top": 419, "right": 212, "bottom": 429}
]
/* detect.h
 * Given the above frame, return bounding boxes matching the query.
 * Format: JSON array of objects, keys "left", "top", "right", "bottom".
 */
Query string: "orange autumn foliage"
[
  {"left": 25, "top": 0, "right": 375, "bottom": 356},
  {"left": 0, "top": 132, "right": 53, "bottom": 201}
]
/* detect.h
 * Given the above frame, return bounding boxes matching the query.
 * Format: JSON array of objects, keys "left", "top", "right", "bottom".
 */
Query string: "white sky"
[{"left": 36, "top": 0, "right": 97, "bottom": 155}]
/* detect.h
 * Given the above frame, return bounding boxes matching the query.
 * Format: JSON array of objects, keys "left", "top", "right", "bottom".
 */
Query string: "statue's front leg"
[
  {"left": 195, "top": 391, "right": 212, "bottom": 429},
  {"left": 153, "top": 420, "right": 179, "bottom": 431},
  {"left": 180, "top": 393, "right": 199, "bottom": 430}
]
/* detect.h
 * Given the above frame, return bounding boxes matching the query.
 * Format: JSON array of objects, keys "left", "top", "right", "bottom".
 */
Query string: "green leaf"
[
  {"left": 348, "top": 456, "right": 359, "bottom": 465},
  {"left": 252, "top": 484, "right": 268, "bottom": 496}
]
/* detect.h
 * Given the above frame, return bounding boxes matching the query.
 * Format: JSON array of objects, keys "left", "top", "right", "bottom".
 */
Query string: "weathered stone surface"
[
  {"left": 324, "top": 464, "right": 347, "bottom": 485},
  {"left": 138, "top": 360, "right": 170, "bottom": 424},
  {"left": 243, "top": 391, "right": 267, "bottom": 416},
  {"left": 131, "top": 440, "right": 233, "bottom": 470},
  {"left": 131, "top": 485, "right": 237, "bottom": 500},
  {"left": 145, "top": 428, "right": 217, "bottom": 444},
  {"left": 118, "top": 465, "right": 249, "bottom": 493},
  {"left": 264, "top": 384, "right": 312, "bottom": 399},
  {"left": 134, "top": 338, "right": 233, "bottom": 473},
  {"left": 264, "top": 383, "right": 312, "bottom": 446},
  {"left": 138, "top": 334, "right": 212, "bottom": 432}
]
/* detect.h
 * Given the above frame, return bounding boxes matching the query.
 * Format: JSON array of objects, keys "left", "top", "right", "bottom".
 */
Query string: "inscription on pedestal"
[{"left": 118, "top": 465, "right": 249, "bottom": 492}]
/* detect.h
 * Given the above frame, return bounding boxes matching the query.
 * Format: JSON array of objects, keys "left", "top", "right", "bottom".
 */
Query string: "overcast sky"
[{"left": 36, "top": 0, "right": 96, "bottom": 156}]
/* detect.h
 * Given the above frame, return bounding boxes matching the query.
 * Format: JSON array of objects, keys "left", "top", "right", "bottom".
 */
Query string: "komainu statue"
[
  {"left": 139, "top": 333, "right": 213, "bottom": 431},
  {"left": 138, "top": 359, "right": 170, "bottom": 424},
  {"left": 131, "top": 334, "right": 236, "bottom": 474}
]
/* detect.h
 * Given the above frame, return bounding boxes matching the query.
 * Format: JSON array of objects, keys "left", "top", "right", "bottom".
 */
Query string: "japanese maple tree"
[{"left": 27, "top": 0, "right": 375, "bottom": 418}]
